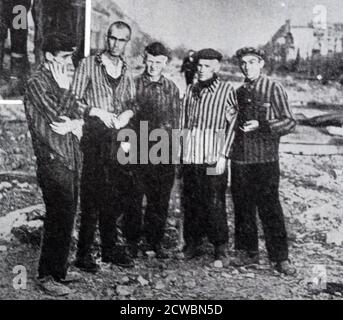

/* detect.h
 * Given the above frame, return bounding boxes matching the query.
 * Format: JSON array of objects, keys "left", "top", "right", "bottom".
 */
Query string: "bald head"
[
  {"left": 106, "top": 21, "right": 132, "bottom": 57},
  {"left": 107, "top": 21, "right": 132, "bottom": 40}
]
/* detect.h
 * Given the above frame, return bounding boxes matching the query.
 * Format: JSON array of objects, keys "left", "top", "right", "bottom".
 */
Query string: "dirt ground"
[{"left": 1, "top": 71, "right": 343, "bottom": 300}]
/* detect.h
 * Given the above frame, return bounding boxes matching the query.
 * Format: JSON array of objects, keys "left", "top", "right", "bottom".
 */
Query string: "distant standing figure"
[{"left": 181, "top": 50, "right": 197, "bottom": 86}]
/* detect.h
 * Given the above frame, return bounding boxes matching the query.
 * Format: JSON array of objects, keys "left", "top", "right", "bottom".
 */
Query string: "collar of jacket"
[
  {"left": 192, "top": 74, "right": 220, "bottom": 98},
  {"left": 95, "top": 50, "right": 127, "bottom": 76},
  {"left": 141, "top": 72, "right": 165, "bottom": 87},
  {"left": 243, "top": 74, "right": 264, "bottom": 88}
]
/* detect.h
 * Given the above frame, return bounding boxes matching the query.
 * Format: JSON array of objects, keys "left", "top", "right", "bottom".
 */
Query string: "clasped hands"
[
  {"left": 50, "top": 109, "right": 134, "bottom": 142},
  {"left": 240, "top": 120, "right": 259, "bottom": 133}
]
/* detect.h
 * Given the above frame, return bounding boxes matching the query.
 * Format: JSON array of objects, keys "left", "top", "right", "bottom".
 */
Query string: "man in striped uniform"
[
  {"left": 59, "top": 21, "right": 138, "bottom": 272},
  {"left": 180, "top": 48, "right": 236, "bottom": 261},
  {"left": 229, "top": 47, "right": 296, "bottom": 275},
  {"left": 25, "top": 32, "right": 83, "bottom": 296},
  {"left": 125, "top": 42, "right": 180, "bottom": 259}
]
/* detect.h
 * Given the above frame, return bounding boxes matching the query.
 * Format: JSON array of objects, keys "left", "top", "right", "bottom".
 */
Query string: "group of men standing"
[{"left": 24, "top": 20, "right": 297, "bottom": 297}]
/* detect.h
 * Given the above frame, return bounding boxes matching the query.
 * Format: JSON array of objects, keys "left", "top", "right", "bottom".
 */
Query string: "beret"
[
  {"left": 194, "top": 48, "right": 223, "bottom": 62},
  {"left": 235, "top": 47, "right": 266, "bottom": 60},
  {"left": 145, "top": 42, "right": 171, "bottom": 59}
]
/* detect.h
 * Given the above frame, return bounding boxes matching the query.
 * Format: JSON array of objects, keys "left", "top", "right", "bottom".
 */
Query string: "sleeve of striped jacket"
[
  {"left": 267, "top": 82, "right": 296, "bottom": 136},
  {"left": 179, "top": 85, "right": 191, "bottom": 130},
  {"left": 68, "top": 58, "right": 92, "bottom": 118},
  {"left": 172, "top": 85, "right": 181, "bottom": 130},
  {"left": 26, "top": 77, "right": 71, "bottom": 124},
  {"left": 221, "top": 87, "right": 238, "bottom": 158}
]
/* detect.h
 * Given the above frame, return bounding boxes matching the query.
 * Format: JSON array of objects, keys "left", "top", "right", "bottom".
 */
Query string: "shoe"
[
  {"left": 230, "top": 251, "right": 259, "bottom": 267},
  {"left": 152, "top": 245, "right": 169, "bottom": 259},
  {"left": 75, "top": 255, "right": 99, "bottom": 274},
  {"left": 274, "top": 260, "right": 297, "bottom": 276},
  {"left": 102, "top": 247, "right": 134, "bottom": 268},
  {"left": 214, "top": 244, "right": 227, "bottom": 260},
  {"left": 183, "top": 243, "right": 202, "bottom": 259},
  {"left": 127, "top": 242, "right": 139, "bottom": 259},
  {"left": 37, "top": 276, "right": 71, "bottom": 297},
  {"left": 58, "top": 271, "right": 83, "bottom": 284}
]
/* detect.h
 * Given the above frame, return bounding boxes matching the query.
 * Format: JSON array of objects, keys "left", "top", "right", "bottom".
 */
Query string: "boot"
[{"left": 214, "top": 244, "right": 227, "bottom": 261}]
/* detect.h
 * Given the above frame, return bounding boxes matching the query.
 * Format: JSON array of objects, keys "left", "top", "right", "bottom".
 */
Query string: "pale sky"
[{"left": 114, "top": 0, "right": 343, "bottom": 55}]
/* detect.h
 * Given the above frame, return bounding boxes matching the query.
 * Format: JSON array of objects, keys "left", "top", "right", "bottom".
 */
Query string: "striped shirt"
[
  {"left": 230, "top": 75, "right": 296, "bottom": 164},
  {"left": 67, "top": 52, "right": 136, "bottom": 160},
  {"left": 180, "top": 77, "right": 236, "bottom": 164},
  {"left": 69, "top": 51, "right": 136, "bottom": 118},
  {"left": 24, "top": 64, "right": 80, "bottom": 171}
]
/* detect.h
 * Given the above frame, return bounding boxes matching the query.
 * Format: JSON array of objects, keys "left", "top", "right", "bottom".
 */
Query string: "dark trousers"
[
  {"left": 182, "top": 164, "right": 229, "bottom": 247},
  {"left": 77, "top": 147, "right": 139, "bottom": 259},
  {"left": 37, "top": 160, "right": 78, "bottom": 281},
  {"left": 0, "top": 0, "right": 31, "bottom": 54},
  {"left": 231, "top": 161, "right": 289, "bottom": 262},
  {"left": 124, "top": 164, "right": 175, "bottom": 246}
]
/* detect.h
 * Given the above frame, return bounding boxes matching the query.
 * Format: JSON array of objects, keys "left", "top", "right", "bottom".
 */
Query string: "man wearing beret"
[
  {"left": 124, "top": 42, "right": 180, "bottom": 259},
  {"left": 180, "top": 48, "right": 236, "bottom": 262},
  {"left": 230, "top": 47, "right": 296, "bottom": 275}
]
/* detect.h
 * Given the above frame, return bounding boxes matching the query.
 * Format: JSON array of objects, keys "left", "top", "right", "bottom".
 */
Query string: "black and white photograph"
[{"left": 1, "top": 0, "right": 343, "bottom": 303}]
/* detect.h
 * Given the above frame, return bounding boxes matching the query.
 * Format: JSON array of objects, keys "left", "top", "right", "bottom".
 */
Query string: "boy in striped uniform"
[
  {"left": 25, "top": 32, "right": 83, "bottom": 296},
  {"left": 180, "top": 48, "right": 236, "bottom": 262},
  {"left": 230, "top": 47, "right": 296, "bottom": 275}
]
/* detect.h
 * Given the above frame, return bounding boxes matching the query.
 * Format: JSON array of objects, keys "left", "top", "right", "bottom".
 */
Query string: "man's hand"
[
  {"left": 216, "top": 156, "right": 227, "bottom": 175},
  {"left": 112, "top": 110, "right": 134, "bottom": 129},
  {"left": 50, "top": 117, "right": 84, "bottom": 140},
  {"left": 90, "top": 108, "right": 118, "bottom": 128},
  {"left": 50, "top": 116, "right": 74, "bottom": 135},
  {"left": 49, "top": 62, "right": 72, "bottom": 90},
  {"left": 241, "top": 120, "right": 259, "bottom": 133},
  {"left": 71, "top": 120, "right": 84, "bottom": 140}
]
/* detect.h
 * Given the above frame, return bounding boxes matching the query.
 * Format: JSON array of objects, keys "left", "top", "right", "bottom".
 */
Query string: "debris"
[
  {"left": 326, "top": 228, "right": 343, "bottom": 246},
  {"left": 0, "top": 182, "right": 12, "bottom": 191},
  {"left": 145, "top": 251, "right": 156, "bottom": 259},
  {"left": 116, "top": 285, "right": 134, "bottom": 297},
  {"left": 185, "top": 280, "right": 196, "bottom": 289},
  {"left": 0, "top": 204, "right": 44, "bottom": 241},
  {"left": 214, "top": 260, "right": 223, "bottom": 269},
  {"left": 0, "top": 171, "right": 36, "bottom": 183},
  {"left": 155, "top": 280, "right": 166, "bottom": 290},
  {"left": 137, "top": 276, "right": 149, "bottom": 286},
  {"left": 0, "top": 245, "right": 7, "bottom": 252},
  {"left": 120, "top": 276, "right": 130, "bottom": 284}
]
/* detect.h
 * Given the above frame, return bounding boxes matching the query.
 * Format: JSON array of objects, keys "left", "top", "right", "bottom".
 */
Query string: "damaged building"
[{"left": 264, "top": 19, "right": 343, "bottom": 79}]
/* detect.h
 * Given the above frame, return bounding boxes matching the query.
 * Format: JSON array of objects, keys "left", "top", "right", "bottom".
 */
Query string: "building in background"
[{"left": 264, "top": 19, "right": 343, "bottom": 80}]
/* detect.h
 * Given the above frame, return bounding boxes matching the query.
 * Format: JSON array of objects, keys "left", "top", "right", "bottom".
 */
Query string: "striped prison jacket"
[
  {"left": 230, "top": 75, "right": 296, "bottom": 164},
  {"left": 24, "top": 64, "right": 81, "bottom": 172},
  {"left": 180, "top": 77, "right": 237, "bottom": 165}
]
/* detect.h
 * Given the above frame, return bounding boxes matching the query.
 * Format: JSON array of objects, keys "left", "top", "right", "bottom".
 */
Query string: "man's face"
[
  {"left": 239, "top": 54, "right": 264, "bottom": 81},
  {"left": 144, "top": 53, "right": 168, "bottom": 79},
  {"left": 189, "top": 51, "right": 194, "bottom": 61},
  {"left": 197, "top": 59, "right": 219, "bottom": 81},
  {"left": 48, "top": 50, "right": 75, "bottom": 78},
  {"left": 107, "top": 26, "right": 130, "bottom": 57}
]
